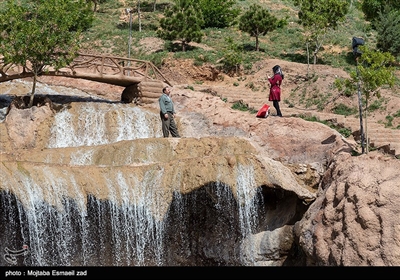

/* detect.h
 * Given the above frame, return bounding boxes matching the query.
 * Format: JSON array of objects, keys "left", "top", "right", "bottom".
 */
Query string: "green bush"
[
  {"left": 298, "top": 114, "right": 352, "bottom": 138},
  {"left": 232, "top": 100, "right": 250, "bottom": 111},
  {"left": 333, "top": 103, "right": 358, "bottom": 116},
  {"left": 376, "top": 9, "right": 400, "bottom": 57}
]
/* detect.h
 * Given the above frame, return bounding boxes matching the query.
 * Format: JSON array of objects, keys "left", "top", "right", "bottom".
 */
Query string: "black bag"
[
  {"left": 352, "top": 37, "right": 364, "bottom": 57},
  {"left": 352, "top": 37, "right": 364, "bottom": 49},
  {"left": 272, "top": 65, "right": 284, "bottom": 80}
]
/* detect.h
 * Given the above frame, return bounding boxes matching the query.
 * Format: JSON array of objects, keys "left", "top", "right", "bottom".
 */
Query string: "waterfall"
[
  {"left": 0, "top": 168, "right": 166, "bottom": 266},
  {"left": 48, "top": 103, "right": 163, "bottom": 148},
  {"left": 104, "top": 170, "right": 165, "bottom": 266},
  {"left": 0, "top": 166, "right": 89, "bottom": 266},
  {"left": 236, "top": 164, "right": 261, "bottom": 266},
  {"left": 0, "top": 170, "right": 263, "bottom": 266},
  {"left": 163, "top": 174, "right": 263, "bottom": 266},
  {"left": 1, "top": 84, "right": 266, "bottom": 266}
]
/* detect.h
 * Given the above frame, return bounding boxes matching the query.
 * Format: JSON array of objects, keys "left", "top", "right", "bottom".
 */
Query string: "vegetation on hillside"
[
  {"left": 292, "top": 0, "right": 350, "bottom": 75},
  {"left": 0, "top": 0, "right": 94, "bottom": 107},
  {"left": 75, "top": 0, "right": 399, "bottom": 153},
  {"left": 335, "top": 45, "right": 396, "bottom": 153},
  {"left": 76, "top": 1, "right": 398, "bottom": 69},
  {"left": 238, "top": 3, "right": 284, "bottom": 52},
  {"left": 157, "top": 0, "right": 204, "bottom": 51}
]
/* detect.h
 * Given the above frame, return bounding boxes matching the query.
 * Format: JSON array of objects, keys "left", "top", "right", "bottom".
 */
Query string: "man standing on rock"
[{"left": 159, "top": 86, "right": 180, "bottom": 138}]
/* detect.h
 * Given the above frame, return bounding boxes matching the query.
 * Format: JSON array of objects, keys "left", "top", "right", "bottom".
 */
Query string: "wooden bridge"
[{"left": 0, "top": 53, "right": 172, "bottom": 104}]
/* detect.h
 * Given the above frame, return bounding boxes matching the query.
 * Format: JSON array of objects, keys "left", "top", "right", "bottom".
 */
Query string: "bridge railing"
[
  {"left": 0, "top": 53, "right": 171, "bottom": 86},
  {"left": 65, "top": 53, "right": 169, "bottom": 82}
]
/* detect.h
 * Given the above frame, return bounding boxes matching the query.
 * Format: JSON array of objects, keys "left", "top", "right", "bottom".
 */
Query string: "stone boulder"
[{"left": 295, "top": 152, "right": 400, "bottom": 266}]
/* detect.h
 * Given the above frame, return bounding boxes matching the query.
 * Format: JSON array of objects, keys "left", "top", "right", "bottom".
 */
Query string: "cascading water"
[
  {"left": 0, "top": 174, "right": 264, "bottom": 266},
  {"left": 236, "top": 165, "right": 260, "bottom": 266},
  {"left": 0, "top": 82, "right": 267, "bottom": 266},
  {"left": 155, "top": 179, "right": 265, "bottom": 266},
  {"left": 48, "top": 103, "right": 163, "bottom": 148},
  {"left": 105, "top": 170, "right": 166, "bottom": 266}
]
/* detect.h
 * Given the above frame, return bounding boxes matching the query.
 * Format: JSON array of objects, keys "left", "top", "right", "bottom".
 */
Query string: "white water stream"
[{"left": 48, "top": 103, "right": 163, "bottom": 148}]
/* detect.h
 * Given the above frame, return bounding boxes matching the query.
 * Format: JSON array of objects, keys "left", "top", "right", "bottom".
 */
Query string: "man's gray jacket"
[{"left": 159, "top": 93, "right": 175, "bottom": 114}]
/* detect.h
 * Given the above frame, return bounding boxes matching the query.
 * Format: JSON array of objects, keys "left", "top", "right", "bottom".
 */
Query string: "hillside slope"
[{"left": 156, "top": 55, "right": 400, "bottom": 157}]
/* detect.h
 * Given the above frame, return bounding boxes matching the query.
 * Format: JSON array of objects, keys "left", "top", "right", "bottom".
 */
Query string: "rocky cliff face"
[
  {"left": 295, "top": 152, "right": 400, "bottom": 266},
  {"left": 0, "top": 79, "right": 399, "bottom": 266}
]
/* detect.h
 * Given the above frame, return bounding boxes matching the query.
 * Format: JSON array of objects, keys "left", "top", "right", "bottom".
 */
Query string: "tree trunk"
[
  {"left": 255, "top": 36, "right": 259, "bottom": 51},
  {"left": 313, "top": 48, "right": 317, "bottom": 65},
  {"left": 137, "top": 0, "right": 142, "bottom": 32},
  {"left": 29, "top": 74, "right": 37, "bottom": 108},
  {"left": 87, "top": 0, "right": 97, "bottom": 12},
  {"left": 356, "top": 62, "right": 365, "bottom": 154},
  {"left": 306, "top": 42, "right": 310, "bottom": 78},
  {"left": 365, "top": 98, "right": 369, "bottom": 154}
]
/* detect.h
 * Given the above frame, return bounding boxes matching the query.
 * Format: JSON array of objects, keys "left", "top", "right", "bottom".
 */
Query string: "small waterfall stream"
[
  {"left": 48, "top": 103, "right": 163, "bottom": 148},
  {"left": 0, "top": 82, "right": 268, "bottom": 266}
]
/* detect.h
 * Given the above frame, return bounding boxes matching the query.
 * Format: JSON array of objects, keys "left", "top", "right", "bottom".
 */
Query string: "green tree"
[
  {"left": 157, "top": 0, "right": 204, "bottom": 52},
  {"left": 292, "top": 0, "right": 349, "bottom": 74},
  {"left": 198, "top": 0, "right": 240, "bottom": 28},
  {"left": 0, "top": 0, "right": 94, "bottom": 108},
  {"left": 221, "top": 37, "right": 243, "bottom": 76},
  {"left": 337, "top": 45, "right": 396, "bottom": 154},
  {"left": 361, "top": 0, "right": 400, "bottom": 25},
  {"left": 86, "top": 0, "right": 104, "bottom": 12},
  {"left": 238, "top": 4, "right": 281, "bottom": 52},
  {"left": 375, "top": 8, "right": 400, "bottom": 58}
]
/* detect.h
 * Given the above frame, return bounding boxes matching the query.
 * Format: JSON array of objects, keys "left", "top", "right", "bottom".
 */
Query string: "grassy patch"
[
  {"left": 333, "top": 103, "right": 358, "bottom": 116},
  {"left": 298, "top": 114, "right": 352, "bottom": 138},
  {"left": 231, "top": 100, "right": 257, "bottom": 114}
]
